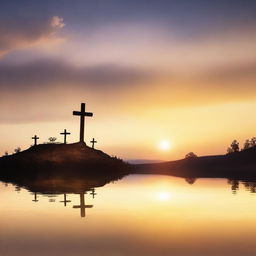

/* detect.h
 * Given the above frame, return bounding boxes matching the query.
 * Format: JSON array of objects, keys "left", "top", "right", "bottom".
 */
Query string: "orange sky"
[{"left": 0, "top": 1, "right": 256, "bottom": 161}]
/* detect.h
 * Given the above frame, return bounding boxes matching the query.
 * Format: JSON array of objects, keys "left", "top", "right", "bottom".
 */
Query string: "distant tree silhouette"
[
  {"left": 240, "top": 137, "right": 256, "bottom": 151},
  {"left": 14, "top": 147, "right": 21, "bottom": 154},
  {"left": 4, "top": 151, "right": 8, "bottom": 156},
  {"left": 251, "top": 137, "right": 256, "bottom": 147},
  {"left": 227, "top": 179, "right": 239, "bottom": 194},
  {"left": 243, "top": 181, "right": 256, "bottom": 193},
  {"left": 243, "top": 139, "right": 251, "bottom": 150},
  {"left": 227, "top": 147, "right": 233, "bottom": 154},
  {"left": 230, "top": 140, "right": 239, "bottom": 152},
  {"left": 48, "top": 137, "right": 57, "bottom": 143},
  {"left": 185, "top": 152, "right": 197, "bottom": 158}
]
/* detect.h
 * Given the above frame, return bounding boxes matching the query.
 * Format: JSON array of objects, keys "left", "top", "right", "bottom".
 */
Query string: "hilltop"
[
  {"left": 134, "top": 146, "right": 256, "bottom": 179},
  {"left": 0, "top": 142, "right": 130, "bottom": 180}
]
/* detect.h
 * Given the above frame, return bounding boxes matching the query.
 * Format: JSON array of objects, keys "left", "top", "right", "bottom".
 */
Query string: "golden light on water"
[
  {"left": 157, "top": 192, "right": 171, "bottom": 201},
  {"left": 2, "top": 175, "right": 256, "bottom": 255}
]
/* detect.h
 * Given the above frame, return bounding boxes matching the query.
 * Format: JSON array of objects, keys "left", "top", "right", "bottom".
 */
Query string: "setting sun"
[{"left": 159, "top": 140, "right": 171, "bottom": 151}]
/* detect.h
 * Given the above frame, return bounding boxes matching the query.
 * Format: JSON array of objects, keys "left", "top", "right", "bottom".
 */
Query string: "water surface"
[{"left": 1, "top": 174, "right": 256, "bottom": 256}]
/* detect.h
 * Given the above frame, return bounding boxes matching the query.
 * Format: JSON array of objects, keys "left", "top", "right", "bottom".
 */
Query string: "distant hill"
[
  {"left": 133, "top": 146, "right": 256, "bottom": 179},
  {"left": 127, "top": 159, "right": 164, "bottom": 164},
  {"left": 0, "top": 142, "right": 130, "bottom": 181}
]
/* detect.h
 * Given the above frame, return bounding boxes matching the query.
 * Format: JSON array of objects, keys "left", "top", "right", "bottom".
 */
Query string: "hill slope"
[
  {"left": 0, "top": 142, "right": 129, "bottom": 179},
  {"left": 134, "top": 146, "right": 256, "bottom": 179}
]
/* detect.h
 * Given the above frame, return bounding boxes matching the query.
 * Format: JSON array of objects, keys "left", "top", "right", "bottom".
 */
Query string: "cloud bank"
[{"left": 0, "top": 59, "right": 153, "bottom": 91}]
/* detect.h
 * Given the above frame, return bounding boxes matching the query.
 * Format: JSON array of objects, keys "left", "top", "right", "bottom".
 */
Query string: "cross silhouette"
[
  {"left": 32, "top": 135, "right": 39, "bottom": 146},
  {"left": 32, "top": 192, "right": 39, "bottom": 202},
  {"left": 73, "top": 103, "right": 93, "bottom": 143},
  {"left": 90, "top": 188, "right": 97, "bottom": 199},
  {"left": 60, "top": 129, "right": 71, "bottom": 144},
  {"left": 90, "top": 138, "right": 97, "bottom": 149},
  {"left": 60, "top": 193, "right": 71, "bottom": 206},
  {"left": 73, "top": 193, "right": 93, "bottom": 218}
]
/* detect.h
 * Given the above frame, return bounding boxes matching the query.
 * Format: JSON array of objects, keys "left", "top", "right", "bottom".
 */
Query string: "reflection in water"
[
  {"left": 21, "top": 177, "right": 105, "bottom": 218},
  {"left": 90, "top": 188, "right": 97, "bottom": 198},
  {"left": 243, "top": 181, "right": 256, "bottom": 193},
  {"left": 32, "top": 192, "right": 39, "bottom": 202},
  {"left": 158, "top": 192, "right": 171, "bottom": 201},
  {"left": 29, "top": 187, "right": 97, "bottom": 218},
  {"left": 60, "top": 193, "right": 71, "bottom": 207},
  {"left": 227, "top": 179, "right": 256, "bottom": 194},
  {"left": 228, "top": 179, "right": 240, "bottom": 194},
  {"left": 31, "top": 190, "right": 95, "bottom": 218},
  {"left": 185, "top": 177, "right": 197, "bottom": 185},
  {"left": 3, "top": 175, "right": 256, "bottom": 256},
  {"left": 73, "top": 193, "right": 93, "bottom": 218}
]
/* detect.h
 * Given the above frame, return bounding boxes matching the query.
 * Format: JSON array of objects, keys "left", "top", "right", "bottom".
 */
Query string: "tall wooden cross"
[
  {"left": 60, "top": 129, "right": 71, "bottom": 144},
  {"left": 60, "top": 193, "right": 71, "bottom": 206},
  {"left": 73, "top": 103, "right": 93, "bottom": 143},
  {"left": 73, "top": 193, "right": 93, "bottom": 218},
  {"left": 90, "top": 138, "right": 97, "bottom": 149},
  {"left": 32, "top": 135, "right": 39, "bottom": 146}
]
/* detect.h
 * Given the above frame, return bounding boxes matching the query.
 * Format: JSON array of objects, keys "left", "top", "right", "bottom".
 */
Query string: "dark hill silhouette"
[
  {"left": 5, "top": 174, "right": 123, "bottom": 195},
  {"left": 1, "top": 143, "right": 256, "bottom": 182},
  {"left": 0, "top": 142, "right": 130, "bottom": 181},
  {"left": 133, "top": 146, "right": 256, "bottom": 179}
]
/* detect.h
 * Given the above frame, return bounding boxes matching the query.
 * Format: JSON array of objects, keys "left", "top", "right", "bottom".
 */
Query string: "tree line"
[{"left": 227, "top": 137, "right": 256, "bottom": 154}]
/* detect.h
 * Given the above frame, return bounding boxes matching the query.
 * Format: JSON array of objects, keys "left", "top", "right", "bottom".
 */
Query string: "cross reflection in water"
[
  {"left": 60, "top": 193, "right": 71, "bottom": 207},
  {"left": 32, "top": 192, "right": 39, "bottom": 202},
  {"left": 29, "top": 190, "right": 95, "bottom": 218},
  {"left": 90, "top": 188, "right": 97, "bottom": 198},
  {"left": 73, "top": 192, "right": 93, "bottom": 218}
]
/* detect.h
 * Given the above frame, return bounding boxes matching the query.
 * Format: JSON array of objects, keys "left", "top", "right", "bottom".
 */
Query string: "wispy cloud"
[
  {"left": 50, "top": 16, "right": 65, "bottom": 29},
  {"left": 0, "top": 16, "right": 65, "bottom": 57}
]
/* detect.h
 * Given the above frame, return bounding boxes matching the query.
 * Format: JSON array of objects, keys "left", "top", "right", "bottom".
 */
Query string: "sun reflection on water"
[{"left": 157, "top": 192, "right": 171, "bottom": 201}]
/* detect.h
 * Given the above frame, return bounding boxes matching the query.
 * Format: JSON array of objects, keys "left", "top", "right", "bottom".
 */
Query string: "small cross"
[
  {"left": 90, "top": 138, "right": 97, "bottom": 149},
  {"left": 73, "top": 103, "right": 93, "bottom": 143},
  {"left": 90, "top": 188, "right": 97, "bottom": 199},
  {"left": 32, "top": 192, "right": 39, "bottom": 202},
  {"left": 32, "top": 135, "right": 39, "bottom": 146},
  {"left": 73, "top": 193, "right": 93, "bottom": 218},
  {"left": 60, "top": 129, "right": 71, "bottom": 144},
  {"left": 60, "top": 193, "right": 71, "bottom": 207}
]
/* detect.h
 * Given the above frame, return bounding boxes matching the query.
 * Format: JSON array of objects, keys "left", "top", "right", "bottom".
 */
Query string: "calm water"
[{"left": 1, "top": 174, "right": 256, "bottom": 256}]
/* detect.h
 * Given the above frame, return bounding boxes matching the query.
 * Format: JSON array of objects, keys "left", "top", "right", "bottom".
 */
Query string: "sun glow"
[
  {"left": 159, "top": 140, "right": 171, "bottom": 151},
  {"left": 158, "top": 192, "right": 171, "bottom": 201}
]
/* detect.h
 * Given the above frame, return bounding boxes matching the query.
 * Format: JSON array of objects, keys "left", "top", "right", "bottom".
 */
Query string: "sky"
[{"left": 0, "top": 0, "right": 256, "bottom": 161}]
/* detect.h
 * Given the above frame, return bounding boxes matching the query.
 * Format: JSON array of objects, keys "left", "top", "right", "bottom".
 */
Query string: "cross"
[
  {"left": 32, "top": 135, "right": 39, "bottom": 146},
  {"left": 73, "top": 193, "right": 93, "bottom": 218},
  {"left": 60, "top": 193, "right": 71, "bottom": 207},
  {"left": 32, "top": 192, "right": 39, "bottom": 202},
  {"left": 90, "top": 138, "right": 97, "bottom": 149},
  {"left": 90, "top": 188, "right": 97, "bottom": 199},
  {"left": 60, "top": 129, "right": 71, "bottom": 144},
  {"left": 73, "top": 103, "right": 93, "bottom": 143}
]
